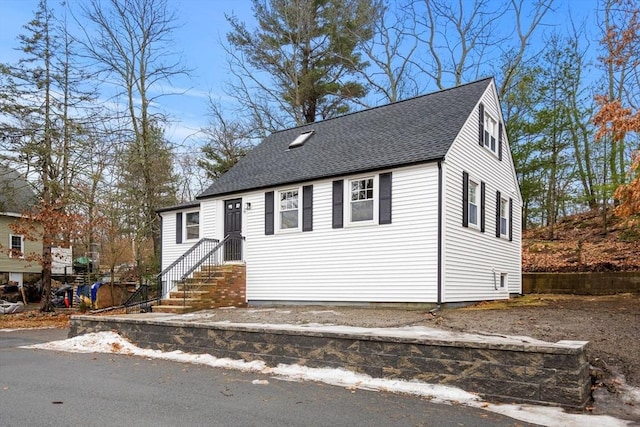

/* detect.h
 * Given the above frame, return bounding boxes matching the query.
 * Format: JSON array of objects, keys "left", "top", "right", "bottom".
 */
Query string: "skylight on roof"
[{"left": 288, "top": 130, "right": 314, "bottom": 149}]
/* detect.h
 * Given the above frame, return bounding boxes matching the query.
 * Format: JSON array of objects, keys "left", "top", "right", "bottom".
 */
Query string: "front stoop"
[{"left": 154, "top": 264, "right": 246, "bottom": 314}]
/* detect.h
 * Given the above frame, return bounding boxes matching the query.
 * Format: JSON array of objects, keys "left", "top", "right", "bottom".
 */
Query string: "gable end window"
[
  {"left": 9, "top": 234, "right": 24, "bottom": 258},
  {"left": 350, "top": 177, "right": 374, "bottom": 222},
  {"left": 279, "top": 189, "right": 299, "bottom": 230},
  {"left": 484, "top": 114, "right": 498, "bottom": 154},
  {"left": 462, "top": 171, "right": 485, "bottom": 231}
]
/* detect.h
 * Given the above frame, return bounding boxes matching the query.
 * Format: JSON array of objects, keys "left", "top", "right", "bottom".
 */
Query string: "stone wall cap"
[{"left": 72, "top": 315, "right": 589, "bottom": 354}]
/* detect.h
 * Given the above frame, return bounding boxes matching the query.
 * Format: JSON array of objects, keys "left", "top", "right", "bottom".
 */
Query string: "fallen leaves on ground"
[{"left": 0, "top": 308, "right": 72, "bottom": 329}]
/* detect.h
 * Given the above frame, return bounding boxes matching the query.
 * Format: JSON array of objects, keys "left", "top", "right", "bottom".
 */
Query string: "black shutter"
[
  {"left": 332, "top": 180, "right": 344, "bottom": 229},
  {"left": 265, "top": 191, "right": 274, "bottom": 235},
  {"left": 478, "top": 103, "right": 485, "bottom": 147},
  {"left": 302, "top": 185, "right": 313, "bottom": 232},
  {"left": 462, "top": 171, "right": 469, "bottom": 227},
  {"left": 498, "top": 122, "right": 503, "bottom": 161},
  {"left": 496, "top": 190, "right": 502, "bottom": 238},
  {"left": 175, "top": 212, "right": 183, "bottom": 244},
  {"left": 480, "top": 181, "right": 486, "bottom": 233},
  {"left": 379, "top": 172, "right": 392, "bottom": 224},
  {"left": 509, "top": 198, "right": 513, "bottom": 241}
]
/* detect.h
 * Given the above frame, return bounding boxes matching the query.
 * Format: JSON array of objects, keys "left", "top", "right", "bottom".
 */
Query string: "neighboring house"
[
  {"left": 159, "top": 78, "right": 522, "bottom": 305},
  {"left": 0, "top": 164, "right": 42, "bottom": 287}
]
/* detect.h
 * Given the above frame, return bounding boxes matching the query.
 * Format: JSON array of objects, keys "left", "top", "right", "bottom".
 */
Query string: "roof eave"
[{"left": 196, "top": 156, "right": 445, "bottom": 200}]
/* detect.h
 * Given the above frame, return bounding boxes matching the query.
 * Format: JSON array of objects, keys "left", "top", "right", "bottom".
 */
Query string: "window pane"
[
  {"left": 351, "top": 200, "right": 373, "bottom": 221},
  {"left": 186, "top": 212, "right": 199, "bottom": 225},
  {"left": 280, "top": 210, "right": 298, "bottom": 228},
  {"left": 186, "top": 227, "right": 199, "bottom": 239},
  {"left": 501, "top": 218, "right": 507, "bottom": 235},
  {"left": 469, "top": 204, "right": 478, "bottom": 225},
  {"left": 11, "top": 236, "right": 22, "bottom": 250}
]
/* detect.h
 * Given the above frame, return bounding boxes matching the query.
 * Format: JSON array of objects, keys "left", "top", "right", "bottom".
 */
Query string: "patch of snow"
[
  {"left": 20, "top": 331, "right": 633, "bottom": 427},
  {"left": 307, "top": 310, "right": 342, "bottom": 316}
]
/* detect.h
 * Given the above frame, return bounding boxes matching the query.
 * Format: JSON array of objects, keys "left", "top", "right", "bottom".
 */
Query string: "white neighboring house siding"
[
  {"left": 205, "top": 164, "right": 440, "bottom": 303},
  {"left": 442, "top": 82, "right": 522, "bottom": 302}
]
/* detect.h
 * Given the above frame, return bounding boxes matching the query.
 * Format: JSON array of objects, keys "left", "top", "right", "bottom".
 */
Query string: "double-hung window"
[
  {"left": 279, "top": 189, "right": 299, "bottom": 229},
  {"left": 349, "top": 177, "right": 374, "bottom": 222},
  {"left": 9, "top": 234, "right": 24, "bottom": 258},
  {"left": 500, "top": 197, "right": 509, "bottom": 237},
  {"left": 185, "top": 212, "right": 200, "bottom": 240},
  {"left": 468, "top": 179, "right": 479, "bottom": 227},
  {"left": 484, "top": 114, "right": 498, "bottom": 153}
]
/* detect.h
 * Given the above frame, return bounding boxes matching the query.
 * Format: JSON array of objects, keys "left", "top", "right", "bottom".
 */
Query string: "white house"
[{"left": 158, "top": 78, "right": 522, "bottom": 306}]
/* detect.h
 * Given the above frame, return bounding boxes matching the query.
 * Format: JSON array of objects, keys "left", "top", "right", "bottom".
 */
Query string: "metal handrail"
[
  {"left": 157, "top": 238, "right": 220, "bottom": 298},
  {"left": 180, "top": 234, "right": 245, "bottom": 281},
  {"left": 156, "top": 235, "right": 245, "bottom": 305}
]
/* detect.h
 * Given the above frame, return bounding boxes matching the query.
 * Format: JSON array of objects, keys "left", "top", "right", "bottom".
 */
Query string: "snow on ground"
[{"left": 21, "top": 331, "right": 635, "bottom": 427}]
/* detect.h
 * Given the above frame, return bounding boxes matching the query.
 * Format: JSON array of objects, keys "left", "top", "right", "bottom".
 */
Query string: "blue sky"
[
  {"left": 0, "top": 0, "right": 601, "bottom": 150},
  {"left": 0, "top": 0, "right": 255, "bottom": 148}
]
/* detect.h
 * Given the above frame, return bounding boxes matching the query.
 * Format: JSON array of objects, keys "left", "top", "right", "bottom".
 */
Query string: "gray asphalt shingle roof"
[
  {"left": 0, "top": 164, "right": 36, "bottom": 214},
  {"left": 198, "top": 78, "right": 491, "bottom": 199}
]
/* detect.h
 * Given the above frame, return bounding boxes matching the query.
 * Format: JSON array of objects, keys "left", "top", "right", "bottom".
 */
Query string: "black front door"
[{"left": 224, "top": 198, "right": 242, "bottom": 261}]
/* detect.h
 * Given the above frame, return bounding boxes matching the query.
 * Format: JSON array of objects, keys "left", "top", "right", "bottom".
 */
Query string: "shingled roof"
[
  {"left": 198, "top": 78, "right": 492, "bottom": 199},
  {"left": 0, "top": 164, "right": 36, "bottom": 215}
]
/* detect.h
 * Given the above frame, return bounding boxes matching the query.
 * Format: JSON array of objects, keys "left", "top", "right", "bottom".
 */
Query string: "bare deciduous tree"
[{"left": 79, "top": 0, "right": 186, "bottom": 260}]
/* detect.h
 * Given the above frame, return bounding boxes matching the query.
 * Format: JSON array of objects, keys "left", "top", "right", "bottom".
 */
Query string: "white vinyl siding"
[
  {"left": 243, "top": 164, "right": 438, "bottom": 303},
  {"left": 443, "top": 81, "right": 522, "bottom": 302},
  {"left": 160, "top": 204, "right": 211, "bottom": 272}
]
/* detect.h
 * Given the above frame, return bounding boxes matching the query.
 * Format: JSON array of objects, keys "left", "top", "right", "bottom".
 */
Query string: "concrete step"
[
  {"left": 176, "top": 283, "right": 218, "bottom": 292},
  {"left": 152, "top": 305, "right": 193, "bottom": 314},
  {"left": 169, "top": 290, "right": 209, "bottom": 299},
  {"left": 160, "top": 298, "right": 202, "bottom": 306}
]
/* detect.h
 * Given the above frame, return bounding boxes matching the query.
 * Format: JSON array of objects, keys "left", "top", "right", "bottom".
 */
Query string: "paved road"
[{"left": 0, "top": 329, "right": 537, "bottom": 427}]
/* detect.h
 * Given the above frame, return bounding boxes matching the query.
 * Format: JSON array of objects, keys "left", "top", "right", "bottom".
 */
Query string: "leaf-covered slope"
[{"left": 523, "top": 211, "right": 640, "bottom": 272}]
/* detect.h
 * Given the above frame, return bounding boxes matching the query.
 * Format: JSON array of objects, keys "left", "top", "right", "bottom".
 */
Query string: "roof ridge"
[{"left": 270, "top": 77, "right": 494, "bottom": 136}]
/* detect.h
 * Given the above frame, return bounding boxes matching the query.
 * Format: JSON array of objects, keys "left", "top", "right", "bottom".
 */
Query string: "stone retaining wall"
[
  {"left": 69, "top": 316, "right": 591, "bottom": 409},
  {"left": 523, "top": 272, "right": 640, "bottom": 295}
]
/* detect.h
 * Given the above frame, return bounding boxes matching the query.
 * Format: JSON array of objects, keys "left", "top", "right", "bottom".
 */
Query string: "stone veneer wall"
[{"left": 69, "top": 317, "right": 591, "bottom": 409}]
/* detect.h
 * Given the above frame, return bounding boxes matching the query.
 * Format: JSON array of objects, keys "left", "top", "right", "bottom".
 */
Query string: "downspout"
[{"left": 432, "top": 160, "right": 444, "bottom": 312}]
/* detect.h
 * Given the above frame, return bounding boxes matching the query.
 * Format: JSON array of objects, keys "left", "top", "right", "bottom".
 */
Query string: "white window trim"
[
  {"left": 9, "top": 234, "right": 24, "bottom": 259},
  {"left": 500, "top": 273, "right": 508, "bottom": 289},
  {"left": 345, "top": 174, "right": 378, "bottom": 227},
  {"left": 277, "top": 187, "right": 301, "bottom": 233},
  {"left": 184, "top": 210, "right": 200, "bottom": 241},
  {"left": 467, "top": 176, "right": 480, "bottom": 230},
  {"left": 483, "top": 112, "right": 499, "bottom": 156},
  {"left": 499, "top": 196, "right": 509, "bottom": 239}
]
